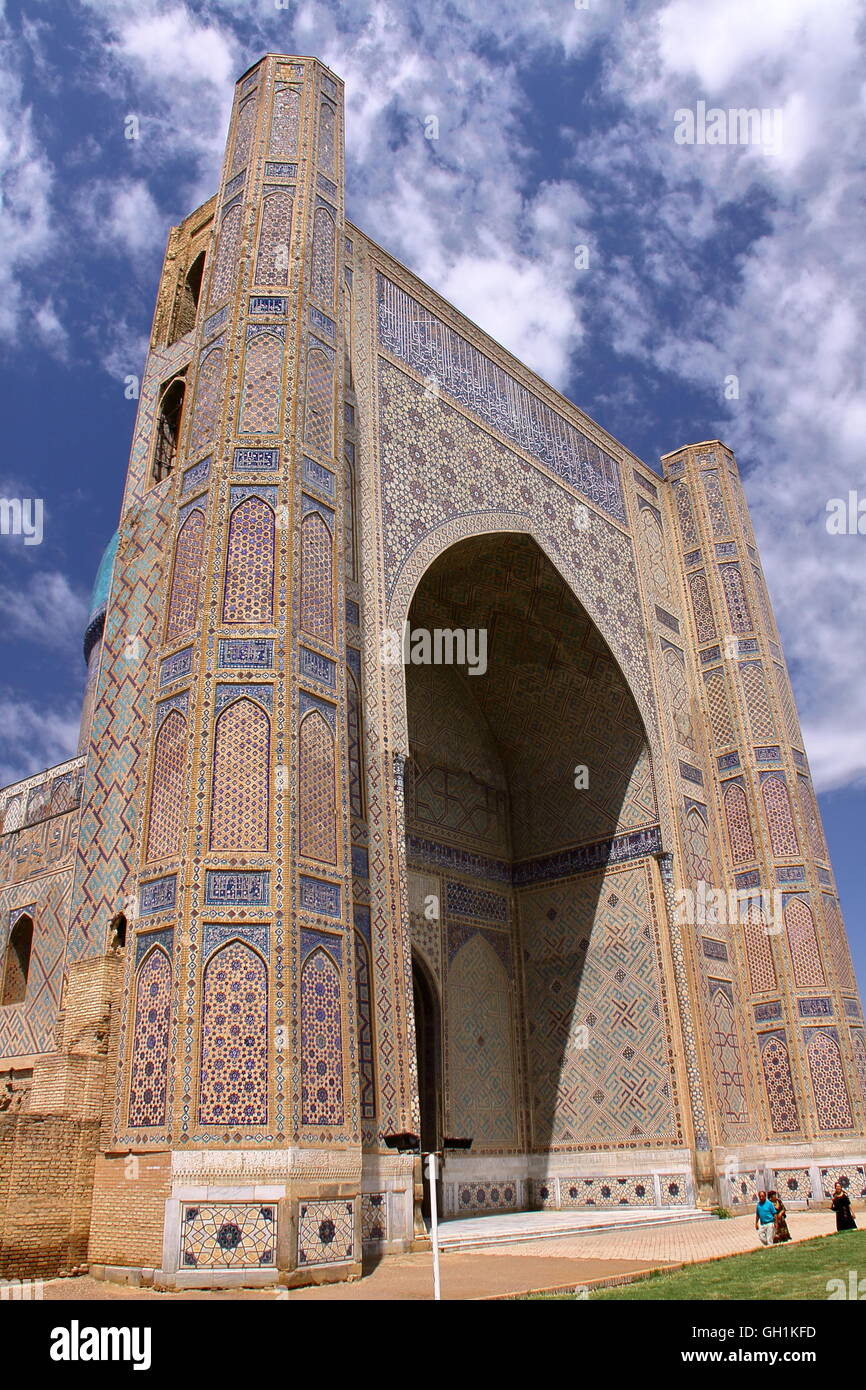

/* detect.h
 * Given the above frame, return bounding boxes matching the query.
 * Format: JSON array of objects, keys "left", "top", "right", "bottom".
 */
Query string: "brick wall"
[
  {"left": 0, "top": 1113, "right": 100, "bottom": 1278},
  {"left": 88, "top": 1151, "right": 170, "bottom": 1269}
]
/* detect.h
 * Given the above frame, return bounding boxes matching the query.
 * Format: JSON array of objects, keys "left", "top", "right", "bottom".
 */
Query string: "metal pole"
[{"left": 427, "top": 1151, "right": 442, "bottom": 1301}]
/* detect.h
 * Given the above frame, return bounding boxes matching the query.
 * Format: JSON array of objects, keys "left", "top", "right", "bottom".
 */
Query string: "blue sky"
[{"left": 0, "top": 0, "right": 863, "bottom": 986}]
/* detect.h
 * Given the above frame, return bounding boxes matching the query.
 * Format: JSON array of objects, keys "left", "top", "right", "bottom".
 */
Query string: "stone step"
[{"left": 436, "top": 1206, "right": 716, "bottom": 1251}]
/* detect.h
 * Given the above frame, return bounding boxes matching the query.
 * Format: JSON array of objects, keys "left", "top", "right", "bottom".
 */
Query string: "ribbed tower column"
[{"left": 664, "top": 440, "right": 866, "bottom": 1183}]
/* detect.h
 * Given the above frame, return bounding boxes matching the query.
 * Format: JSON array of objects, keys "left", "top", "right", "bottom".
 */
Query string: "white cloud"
[
  {"left": 0, "top": 695, "right": 81, "bottom": 789},
  {"left": 0, "top": 570, "right": 89, "bottom": 654}
]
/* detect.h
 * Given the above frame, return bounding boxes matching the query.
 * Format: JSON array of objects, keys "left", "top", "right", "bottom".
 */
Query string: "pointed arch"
[
  {"left": 209, "top": 697, "right": 270, "bottom": 851},
  {"left": 128, "top": 945, "right": 172, "bottom": 1128},
  {"left": 784, "top": 896, "right": 825, "bottom": 987},
  {"left": 742, "top": 904, "right": 777, "bottom": 993},
  {"left": 238, "top": 332, "right": 283, "bottom": 435},
  {"left": 152, "top": 376, "right": 186, "bottom": 484},
  {"left": 688, "top": 570, "right": 716, "bottom": 643},
  {"left": 446, "top": 932, "right": 517, "bottom": 1148},
  {"left": 222, "top": 496, "right": 275, "bottom": 623},
  {"left": 188, "top": 345, "right": 224, "bottom": 456},
  {"left": 311, "top": 205, "right": 337, "bottom": 306},
  {"left": 720, "top": 563, "right": 753, "bottom": 634},
  {"left": 299, "top": 510, "right": 334, "bottom": 642},
  {"left": 1, "top": 911, "right": 33, "bottom": 1006},
  {"left": 760, "top": 1032, "right": 800, "bottom": 1133},
  {"left": 298, "top": 709, "right": 337, "bottom": 864},
  {"left": 198, "top": 938, "right": 268, "bottom": 1126},
  {"left": 300, "top": 947, "right": 344, "bottom": 1125},
  {"left": 255, "top": 187, "right": 293, "bottom": 285},
  {"left": 806, "top": 1030, "right": 853, "bottom": 1130},
  {"left": 304, "top": 348, "right": 334, "bottom": 455},
  {"left": 723, "top": 782, "right": 756, "bottom": 864},
  {"left": 207, "top": 202, "right": 242, "bottom": 311},
  {"left": 165, "top": 507, "right": 205, "bottom": 642},
  {"left": 146, "top": 708, "right": 187, "bottom": 861},
  {"left": 761, "top": 774, "right": 799, "bottom": 857}
]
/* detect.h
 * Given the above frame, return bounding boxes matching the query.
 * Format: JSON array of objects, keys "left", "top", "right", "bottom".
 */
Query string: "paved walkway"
[{"left": 40, "top": 1209, "right": 848, "bottom": 1301}]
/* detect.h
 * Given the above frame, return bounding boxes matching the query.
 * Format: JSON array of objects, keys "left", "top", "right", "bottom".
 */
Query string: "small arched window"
[
  {"left": 171, "top": 250, "right": 207, "bottom": 341},
  {"left": 152, "top": 375, "right": 186, "bottom": 484},
  {"left": 107, "top": 912, "right": 127, "bottom": 953},
  {"left": 2, "top": 912, "right": 34, "bottom": 1006}
]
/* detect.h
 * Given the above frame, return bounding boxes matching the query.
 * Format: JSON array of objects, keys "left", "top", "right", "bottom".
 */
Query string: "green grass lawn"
[{"left": 531, "top": 1229, "right": 866, "bottom": 1301}]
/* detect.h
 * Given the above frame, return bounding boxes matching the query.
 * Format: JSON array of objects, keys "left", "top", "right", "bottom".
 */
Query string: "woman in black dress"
[
  {"left": 831, "top": 1181, "right": 858, "bottom": 1232},
  {"left": 768, "top": 1190, "right": 791, "bottom": 1243}
]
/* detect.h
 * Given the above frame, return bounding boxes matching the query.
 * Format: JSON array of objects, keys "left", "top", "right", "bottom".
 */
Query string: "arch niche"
[{"left": 391, "top": 525, "right": 680, "bottom": 1210}]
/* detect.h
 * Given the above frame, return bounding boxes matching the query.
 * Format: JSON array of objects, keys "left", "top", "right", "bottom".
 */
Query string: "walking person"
[
  {"left": 755, "top": 1190, "right": 777, "bottom": 1246},
  {"left": 831, "top": 1181, "right": 858, "bottom": 1232},
  {"left": 768, "top": 1190, "right": 791, "bottom": 1244}
]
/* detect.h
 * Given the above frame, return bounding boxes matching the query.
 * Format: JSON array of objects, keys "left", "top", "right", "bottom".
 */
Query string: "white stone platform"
[{"left": 437, "top": 1205, "right": 714, "bottom": 1251}]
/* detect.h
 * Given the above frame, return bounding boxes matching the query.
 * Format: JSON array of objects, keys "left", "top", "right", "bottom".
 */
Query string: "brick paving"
[{"left": 34, "top": 1208, "right": 854, "bottom": 1301}]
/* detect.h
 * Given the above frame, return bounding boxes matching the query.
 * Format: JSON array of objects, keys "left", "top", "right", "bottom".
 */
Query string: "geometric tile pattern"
[
  {"left": 520, "top": 863, "right": 679, "bottom": 1147},
  {"left": 822, "top": 894, "right": 855, "bottom": 990},
  {"left": 445, "top": 931, "right": 517, "bottom": 1147},
  {"left": 805, "top": 1028, "right": 853, "bottom": 1131},
  {"left": 637, "top": 504, "right": 670, "bottom": 600},
  {"left": 300, "top": 948, "right": 344, "bottom": 1126},
  {"left": 255, "top": 188, "right": 293, "bottom": 286},
  {"left": 318, "top": 101, "right": 336, "bottom": 175},
  {"left": 209, "top": 698, "right": 270, "bottom": 852},
  {"left": 706, "top": 981, "right": 747, "bottom": 1121},
  {"left": 703, "top": 668, "right": 735, "bottom": 747},
  {"left": 673, "top": 481, "right": 698, "bottom": 547},
  {"left": 821, "top": 1165, "right": 866, "bottom": 1199},
  {"left": 720, "top": 564, "right": 752, "bottom": 634},
  {"left": 198, "top": 939, "right": 268, "bottom": 1126},
  {"left": 759, "top": 1031, "right": 800, "bottom": 1133},
  {"left": 208, "top": 206, "right": 241, "bottom": 311},
  {"left": 297, "top": 1199, "right": 354, "bottom": 1265},
  {"left": 304, "top": 347, "right": 334, "bottom": 455},
  {"left": 723, "top": 782, "right": 756, "bottom": 864},
  {"left": 797, "top": 774, "right": 825, "bottom": 860},
  {"left": 238, "top": 332, "right": 282, "bottom": 435},
  {"left": 299, "top": 512, "right": 334, "bottom": 641},
  {"left": 311, "top": 206, "right": 336, "bottom": 306},
  {"left": 361, "top": 1192, "right": 387, "bottom": 1244},
  {"left": 65, "top": 483, "right": 175, "bottom": 962},
  {"left": 166, "top": 509, "right": 205, "bottom": 642},
  {"left": 270, "top": 85, "right": 300, "bottom": 156},
  {"left": 128, "top": 945, "right": 172, "bottom": 1128},
  {"left": 230, "top": 96, "right": 256, "bottom": 177},
  {"left": 664, "top": 645, "right": 694, "bottom": 750},
  {"left": 740, "top": 662, "right": 775, "bottom": 742},
  {"left": 181, "top": 1203, "right": 275, "bottom": 1269},
  {"left": 188, "top": 346, "right": 224, "bottom": 456},
  {"left": 772, "top": 1168, "right": 814, "bottom": 1201},
  {"left": 742, "top": 906, "right": 777, "bottom": 993},
  {"left": 354, "top": 932, "right": 376, "bottom": 1120},
  {"left": 701, "top": 469, "right": 731, "bottom": 536},
  {"left": 378, "top": 278, "right": 624, "bottom": 521},
  {"left": 688, "top": 571, "right": 716, "bottom": 643},
  {"left": 222, "top": 498, "right": 275, "bottom": 624},
  {"left": 559, "top": 1176, "right": 656, "bottom": 1208},
  {"left": 761, "top": 775, "right": 799, "bottom": 857},
  {"left": 784, "top": 897, "right": 825, "bottom": 988},
  {"left": 298, "top": 710, "right": 337, "bottom": 864},
  {"left": 454, "top": 1182, "right": 520, "bottom": 1214},
  {"left": 145, "top": 709, "right": 187, "bottom": 862},
  {"left": 346, "top": 672, "right": 363, "bottom": 818}
]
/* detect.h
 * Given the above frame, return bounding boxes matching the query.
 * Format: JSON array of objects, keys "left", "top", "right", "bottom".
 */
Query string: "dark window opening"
[
  {"left": 2, "top": 913, "right": 34, "bottom": 1006},
  {"left": 170, "top": 250, "right": 206, "bottom": 342},
  {"left": 152, "top": 376, "right": 186, "bottom": 484},
  {"left": 107, "top": 912, "right": 127, "bottom": 953}
]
